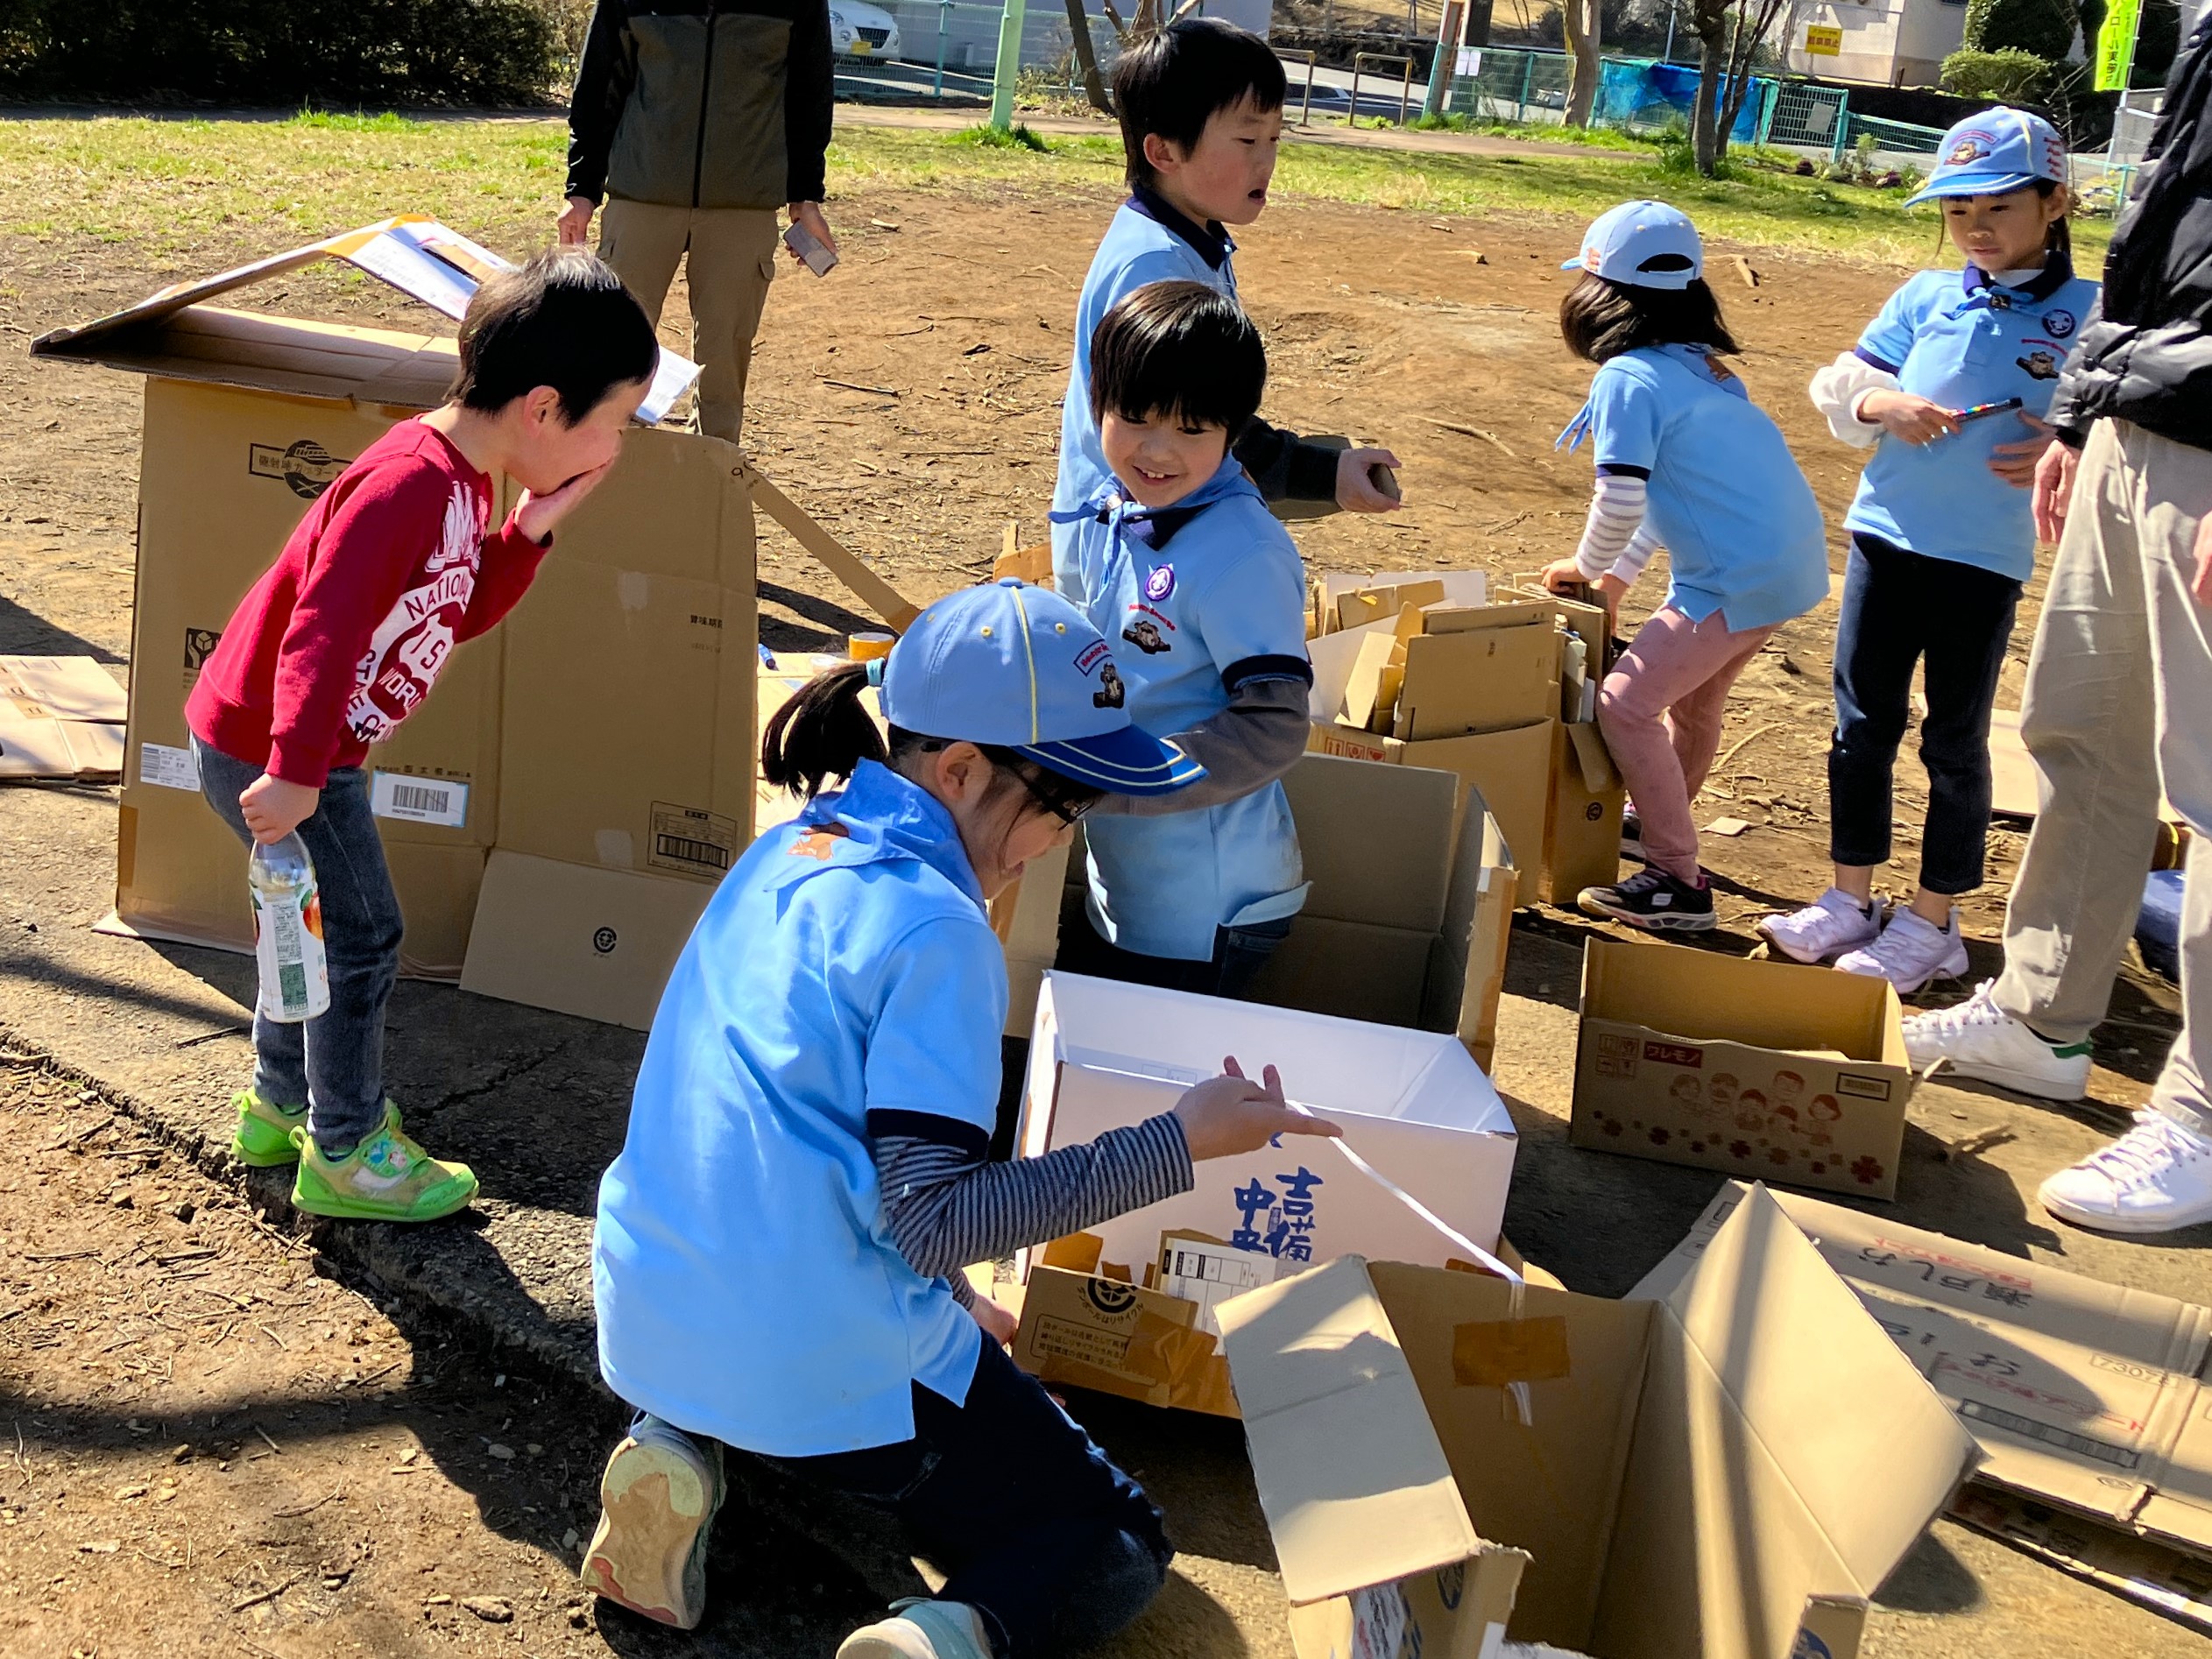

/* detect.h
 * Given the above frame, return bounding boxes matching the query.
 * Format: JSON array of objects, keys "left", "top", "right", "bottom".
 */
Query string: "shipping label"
[
  {"left": 370, "top": 770, "right": 470, "bottom": 828},
  {"left": 649, "top": 803, "right": 739, "bottom": 879},
  {"left": 138, "top": 742, "right": 201, "bottom": 792}
]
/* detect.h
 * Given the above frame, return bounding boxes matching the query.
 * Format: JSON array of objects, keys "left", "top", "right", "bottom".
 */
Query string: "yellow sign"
[{"left": 1805, "top": 23, "right": 1842, "bottom": 53}]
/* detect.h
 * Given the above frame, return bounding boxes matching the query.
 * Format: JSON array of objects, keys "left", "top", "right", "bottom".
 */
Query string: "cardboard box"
[
  {"left": 1017, "top": 971, "right": 1518, "bottom": 1285},
  {"left": 0, "top": 656, "right": 126, "bottom": 780},
  {"left": 1216, "top": 1185, "right": 1981, "bottom": 1659},
  {"left": 1572, "top": 938, "right": 1914, "bottom": 1199},
  {"left": 1012, "top": 1260, "right": 1241, "bottom": 1419},
  {"left": 1544, "top": 717, "right": 1624, "bottom": 907},
  {"left": 1638, "top": 1181, "right": 2212, "bottom": 1571},
  {"left": 1310, "top": 568, "right": 1489, "bottom": 638}
]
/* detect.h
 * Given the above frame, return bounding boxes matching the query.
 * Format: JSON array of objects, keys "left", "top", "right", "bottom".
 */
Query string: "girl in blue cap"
[
  {"left": 580, "top": 579, "right": 1339, "bottom": 1658},
  {"left": 1767, "top": 108, "right": 2096, "bottom": 992},
  {"left": 1541, "top": 200, "right": 1831, "bottom": 931}
]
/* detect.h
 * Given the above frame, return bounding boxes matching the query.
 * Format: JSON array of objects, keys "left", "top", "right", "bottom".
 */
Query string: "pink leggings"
[{"left": 1596, "top": 605, "right": 1777, "bottom": 882}]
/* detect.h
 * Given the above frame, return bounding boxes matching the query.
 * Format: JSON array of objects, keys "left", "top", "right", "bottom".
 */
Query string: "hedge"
[{"left": 0, "top": 0, "right": 560, "bottom": 104}]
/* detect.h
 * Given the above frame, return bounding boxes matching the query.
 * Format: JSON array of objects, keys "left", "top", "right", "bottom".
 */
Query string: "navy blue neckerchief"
[{"left": 1127, "top": 186, "right": 1233, "bottom": 271}]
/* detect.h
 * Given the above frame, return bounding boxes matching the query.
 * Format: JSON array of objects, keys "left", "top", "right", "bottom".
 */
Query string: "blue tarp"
[{"left": 1594, "top": 59, "right": 1769, "bottom": 143}]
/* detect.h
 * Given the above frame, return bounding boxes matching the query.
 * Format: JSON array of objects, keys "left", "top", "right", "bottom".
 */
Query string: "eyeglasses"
[{"left": 1017, "top": 769, "right": 1093, "bottom": 828}]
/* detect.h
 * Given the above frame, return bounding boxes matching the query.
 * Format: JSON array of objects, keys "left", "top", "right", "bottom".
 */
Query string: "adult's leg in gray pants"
[{"left": 1990, "top": 420, "right": 2164, "bottom": 1048}]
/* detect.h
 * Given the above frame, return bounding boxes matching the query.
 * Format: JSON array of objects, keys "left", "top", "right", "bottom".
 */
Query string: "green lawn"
[{"left": 0, "top": 109, "right": 2108, "bottom": 274}]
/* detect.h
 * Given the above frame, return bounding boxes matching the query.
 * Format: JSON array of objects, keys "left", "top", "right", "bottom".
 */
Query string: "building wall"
[{"left": 1785, "top": 0, "right": 1967, "bottom": 85}]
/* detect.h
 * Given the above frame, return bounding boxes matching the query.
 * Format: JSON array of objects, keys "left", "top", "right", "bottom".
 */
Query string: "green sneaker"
[
  {"left": 287, "top": 1108, "right": 477, "bottom": 1223},
  {"left": 230, "top": 1088, "right": 307, "bottom": 1168}
]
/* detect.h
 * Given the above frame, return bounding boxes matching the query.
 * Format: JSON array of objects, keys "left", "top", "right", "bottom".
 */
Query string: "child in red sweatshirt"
[{"left": 187, "top": 250, "right": 658, "bottom": 1224}]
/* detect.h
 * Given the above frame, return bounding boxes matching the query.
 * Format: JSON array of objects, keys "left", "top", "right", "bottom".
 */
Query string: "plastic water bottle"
[{"left": 249, "top": 832, "right": 330, "bottom": 1024}]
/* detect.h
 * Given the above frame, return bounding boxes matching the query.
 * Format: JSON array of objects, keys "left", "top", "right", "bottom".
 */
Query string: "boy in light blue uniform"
[
  {"left": 1051, "top": 19, "right": 1400, "bottom": 584},
  {"left": 1768, "top": 108, "right": 2095, "bottom": 992},
  {"left": 582, "top": 581, "right": 1339, "bottom": 1658},
  {"left": 1056, "top": 279, "right": 1317, "bottom": 993}
]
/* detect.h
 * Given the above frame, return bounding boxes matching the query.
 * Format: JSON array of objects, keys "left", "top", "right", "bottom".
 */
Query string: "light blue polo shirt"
[
  {"left": 1061, "top": 454, "right": 1311, "bottom": 961},
  {"left": 1052, "top": 192, "right": 1239, "bottom": 586},
  {"left": 592, "top": 761, "right": 1003, "bottom": 1458},
  {"left": 1846, "top": 262, "right": 2100, "bottom": 581},
  {"left": 1564, "top": 343, "right": 1830, "bottom": 632}
]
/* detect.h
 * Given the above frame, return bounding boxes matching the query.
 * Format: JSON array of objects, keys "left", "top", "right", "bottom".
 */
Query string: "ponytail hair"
[{"left": 760, "top": 661, "right": 888, "bottom": 801}]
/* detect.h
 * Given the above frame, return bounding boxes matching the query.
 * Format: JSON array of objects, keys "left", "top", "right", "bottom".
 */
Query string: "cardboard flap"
[
  {"left": 1584, "top": 937, "right": 1898, "bottom": 1063},
  {"left": 1280, "top": 751, "right": 1457, "bottom": 933},
  {"left": 35, "top": 215, "right": 699, "bottom": 421},
  {"left": 1308, "top": 615, "right": 1397, "bottom": 721},
  {"left": 1660, "top": 1185, "right": 1981, "bottom": 1594},
  {"left": 1217, "top": 1256, "right": 1485, "bottom": 1605},
  {"left": 1565, "top": 718, "right": 1619, "bottom": 793},
  {"left": 0, "top": 656, "right": 127, "bottom": 723}
]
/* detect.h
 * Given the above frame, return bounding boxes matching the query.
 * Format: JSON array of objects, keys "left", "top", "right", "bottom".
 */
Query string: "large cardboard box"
[
  {"left": 0, "top": 656, "right": 126, "bottom": 780},
  {"left": 1640, "top": 1182, "right": 2212, "bottom": 1572},
  {"left": 1503, "top": 586, "right": 1628, "bottom": 906},
  {"left": 1217, "top": 1185, "right": 1981, "bottom": 1659},
  {"left": 1571, "top": 939, "right": 1915, "bottom": 1200},
  {"left": 1017, "top": 971, "right": 1518, "bottom": 1284},
  {"left": 1311, "top": 568, "right": 1489, "bottom": 637}
]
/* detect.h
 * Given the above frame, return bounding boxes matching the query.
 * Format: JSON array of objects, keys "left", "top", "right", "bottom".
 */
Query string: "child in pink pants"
[{"left": 1541, "top": 201, "right": 1831, "bottom": 932}]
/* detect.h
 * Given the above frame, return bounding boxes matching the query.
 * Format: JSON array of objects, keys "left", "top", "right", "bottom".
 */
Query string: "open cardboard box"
[
  {"left": 1310, "top": 568, "right": 1490, "bottom": 638},
  {"left": 1572, "top": 939, "right": 1915, "bottom": 1200},
  {"left": 1016, "top": 969, "right": 1517, "bottom": 1295},
  {"left": 0, "top": 656, "right": 126, "bottom": 780},
  {"left": 1216, "top": 1184, "right": 1982, "bottom": 1659},
  {"left": 1639, "top": 1182, "right": 2212, "bottom": 1580},
  {"left": 1496, "top": 585, "right": 1628, "bottom": 907}
]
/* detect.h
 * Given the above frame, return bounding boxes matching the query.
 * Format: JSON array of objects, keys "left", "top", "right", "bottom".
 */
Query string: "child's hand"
[
  {"left": 1594, "top": 572, "right": 1630, "bottom": 614},
  {"left": 966, "top": 1293, "right": 1019, "bottom": 1348},
  {"left": 1539, "top": 556, "right": 1587, "bottom": 595},
  {"left": 1173, "top": 1057, "right": 1341, "bottom": 1161},
  {"left": 239, "top": 775, "right": 320, "bottom": 844},
  {"left": 1335, "top": 447, "right": 1403, "bottom": 512},
  {"left": 1989, "top": 414, "right": 2055, "bottom": 488},
  {"left": 1860, "top": 391, "right": 1960, "bottom": 448},
  {"left": 514, "top": 460, "right": 617, "bottom": 544}
]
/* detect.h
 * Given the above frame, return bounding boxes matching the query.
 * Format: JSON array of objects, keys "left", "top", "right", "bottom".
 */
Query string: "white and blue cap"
[
  {"left": 1905, "top": 107, "right": 2066, "bottom": 207},
  {"left": 877, "top": 579, "right": 1204, "bottom": 796},
  {"left": 1561, "top": 200, "right": 1705, "bottom": 291}
]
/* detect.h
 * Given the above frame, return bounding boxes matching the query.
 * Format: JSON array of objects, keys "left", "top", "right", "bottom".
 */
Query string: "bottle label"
[{"left": 251, "top": 872, "right": 331, "bottom": 1025}]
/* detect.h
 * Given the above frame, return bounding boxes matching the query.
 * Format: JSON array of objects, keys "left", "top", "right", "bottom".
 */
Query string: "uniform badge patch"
[
  {"left": 1122, "top": 619, "right": 1170, "bottom": 655},
  {"left": 1947, "top": 134, "right": 1993, "bottom": 165},
  {"left": 2042, "top": 308, "right": 2076, "bottom": 339},
  {"left": 2017, "top": 349, "right": 2060, "bottom": 379},
  {"left": 1143, "top": 564, "right": 1177, "bottom": 603},
  {"left": 1093, "top": 662, "right": 1126, "bottom": 709},
  {"left": 1074, "top": 640, "right": 1111, "bottom": 676}
]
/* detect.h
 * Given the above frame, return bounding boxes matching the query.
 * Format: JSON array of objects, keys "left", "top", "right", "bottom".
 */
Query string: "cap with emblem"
[
  {"left": 1561, "top": 200, "right": 1705, "bottom": 290},
  {"left": 1905, "top": 107, "right": 2066, "bottom": 207},
  {"left": 877, "top": 578, "right": 1204, "bottom": 795}
]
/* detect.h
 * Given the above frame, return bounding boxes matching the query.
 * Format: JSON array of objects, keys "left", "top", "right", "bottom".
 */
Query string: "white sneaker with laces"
[
  {"left": 2040, "top": 1112, "right": 2212, "bottom": 1234},
  {"left": 837, "top": 1599, "right": 994, "bottom": 1659},
  {"left": 1835, "top": 906, "right": 1969, "bottom": 993},
  {"left": 1900, "top": 980, "right": 2093, "bottom": 1099},
  {"left": 1758, "top": 887, "right": 1883, "bottom": 964}
]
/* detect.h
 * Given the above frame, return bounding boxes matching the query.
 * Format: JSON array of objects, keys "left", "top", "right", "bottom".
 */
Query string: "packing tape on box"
[{"left": 1290, "top": 1100, "right": 1535, "bottom": 1425}]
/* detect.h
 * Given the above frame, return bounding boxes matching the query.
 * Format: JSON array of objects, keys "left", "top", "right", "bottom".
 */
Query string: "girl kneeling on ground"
[
  {"left": 581, "top": 579, "right": 1339, "bottom": 1658},
  {"left": 1542, "top": 200, "right": 1832, "bottom": 932},
  {"left": 1763, "top": 108, "right": 2095, "bottom": 992}
]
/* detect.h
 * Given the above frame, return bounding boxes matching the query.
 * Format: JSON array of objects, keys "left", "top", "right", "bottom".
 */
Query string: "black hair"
[
  {"left": 1088, "top": 279, "right": 1266, "bottom": 436},
  {"left": 1558, "top": 274, "right": 1741, "bottom": 364},
  {"left": 760, "top": 660, "right": 1106, "bottom": 823},
  {"left": 1113, "top": 18, "right": 1286, "bottom": 190},
  {"left": 450, "top": 248, "right": 659, "bottom": 424}
]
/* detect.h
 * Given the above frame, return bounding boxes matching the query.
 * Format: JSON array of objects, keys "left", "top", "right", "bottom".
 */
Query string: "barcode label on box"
[
  {"left": 138, "top": 742, "right": 201, "bottom": 792},
  {"left": 649, "top": 802, "right": 739, "bottom": 879},
  {"left": 370, "top": 771, "right": 469, "bottom": 828}
]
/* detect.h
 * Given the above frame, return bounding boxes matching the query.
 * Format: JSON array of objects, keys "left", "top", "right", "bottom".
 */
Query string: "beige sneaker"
[
  {"left": 837, "top": 1599, "right": 994, "bottom": 1659},
  {"left": 580, "top": 1420, "right": 724, "bottom": 1629}
]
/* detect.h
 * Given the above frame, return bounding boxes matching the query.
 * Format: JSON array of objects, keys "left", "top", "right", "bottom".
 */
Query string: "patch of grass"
[
  {"left": 1407, "top": 113, "right": 1654, "bottom": 152},
  {"left": 948, "top": 122, "right": 1050, "bottom": 152},
  {"left": 285, "top": 109, "right": 432, "bottom": 133}
]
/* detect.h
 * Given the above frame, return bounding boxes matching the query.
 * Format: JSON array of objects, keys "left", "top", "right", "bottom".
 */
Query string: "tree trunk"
[
  {"left": 1064, "top": 0, "right": 1111, "bottom": 113},
  {"left": 1691, "top": 1, "right": 1729, "bottom": 175},
  {"left": 1562, "top": 0, "right": 1601, "bottom": 126}
]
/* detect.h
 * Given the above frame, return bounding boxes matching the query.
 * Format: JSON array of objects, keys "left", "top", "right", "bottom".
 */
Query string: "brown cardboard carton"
[
  {"left": 1543, "top": 718, "right": 1624, "bottom": 907},
  {"left": 1392, "top": 604, "right": 1560, "bottom": 742},
  {"left": 1571, "top": 939, "right": 1914, "bottom": 1199},
  {"left": 1217, "top": 1184, "right": 1981, "bottom": 1659},
  {"left": 0, "top": 657, "right": 127, "bottom": 780},
  {"left": 1011, "top": 1263, "right": 1240, "bottom": 1419},
  {"left": 1310, "top": 569, "right": 1490, "bottom": 638},
  {"left": 1637, "top": 1182, "right": 2212, "bottom": 1573}
]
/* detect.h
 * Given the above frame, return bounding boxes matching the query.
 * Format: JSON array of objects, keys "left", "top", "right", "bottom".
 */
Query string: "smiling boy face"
[
  {"left": 1145, "top": 95, "right": 1283, "bottom": 227},
  {"left": 1099, "top": 408, "right": 1230, "bottom": 510}
]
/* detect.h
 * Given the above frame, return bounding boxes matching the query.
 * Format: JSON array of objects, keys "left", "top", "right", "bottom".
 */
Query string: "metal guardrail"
[{"left": 1350, "top": 51, "right": 1418, "bottom": 129}]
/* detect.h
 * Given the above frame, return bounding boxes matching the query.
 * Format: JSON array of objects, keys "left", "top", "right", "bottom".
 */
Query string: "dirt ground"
[{"left": 1, "top": 120, "right": 2201, "bottom": 1657}]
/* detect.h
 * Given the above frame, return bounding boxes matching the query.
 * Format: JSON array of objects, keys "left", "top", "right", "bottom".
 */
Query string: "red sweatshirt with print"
[{"left": 187, "top": 420, "right": 548, "bottom": 788}]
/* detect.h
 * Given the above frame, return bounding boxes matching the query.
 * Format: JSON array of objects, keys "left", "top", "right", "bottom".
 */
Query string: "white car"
[{"left": 830, "top": 2, "right": 901, "bottom": 60}]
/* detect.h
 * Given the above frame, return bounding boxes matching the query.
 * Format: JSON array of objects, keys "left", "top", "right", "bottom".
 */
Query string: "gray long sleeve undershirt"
[{"left": 1088, "top": 675, "right": 1311, "bottom": 818}]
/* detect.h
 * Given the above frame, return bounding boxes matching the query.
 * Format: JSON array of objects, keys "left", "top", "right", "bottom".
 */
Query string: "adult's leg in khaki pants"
[
  {"left": 597, "top": 199, "right": 692, "bottom": 333},
  {"left": 682, "top": 208, "right": 780, "bottom": 445},
  {"left": 1991, "top": 420, "right": 2164, "bottom": 1044}
]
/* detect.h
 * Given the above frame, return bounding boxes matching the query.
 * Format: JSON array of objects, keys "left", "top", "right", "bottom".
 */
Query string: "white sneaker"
[
  {"left": 1835, "top": 906, "right": 1969, "bottom": 993},
  {"left": 838, "top": 1599, "right": 994, "bottom": 1659},
  {"left": 2040, "top": 1112, "right": 2212, "bottom": 1234},
  {"left": 1900, "top": 980, "right": 2092, "bottom": 1100},
  {"left": 1759, "top": 887, "right": 1883, "bottom": 964},
  {"left": 580, "top": 1417, "right": 724, "bottom": 1629}
]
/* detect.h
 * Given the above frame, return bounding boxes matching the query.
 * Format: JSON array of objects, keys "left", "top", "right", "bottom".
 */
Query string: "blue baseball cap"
[
  {"left": 879, "top": 579, "right": 1204, "bottom": 796},
  {"left": 1561, "top": 200, "right": 1705, "bottom": 290},
  {"left": 1905, "top": 107, "right": 2066, "bottom": 207}
]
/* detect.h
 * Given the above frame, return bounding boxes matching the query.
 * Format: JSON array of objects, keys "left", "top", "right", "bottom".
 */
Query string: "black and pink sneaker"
[{"left": 1578, "top": 865, "right": 1715, "bottom": 932}]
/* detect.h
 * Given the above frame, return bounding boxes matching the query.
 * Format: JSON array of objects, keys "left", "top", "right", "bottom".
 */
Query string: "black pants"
[
  {"left": 767, "top": 1339, "right": 1171, "bottom": 1656},
  {"left": 1055, "top": 913, "right": 1291, "bottom": 999},
  {"left": 1828, "top": 533, "right": 2022, "bottom": 895}
]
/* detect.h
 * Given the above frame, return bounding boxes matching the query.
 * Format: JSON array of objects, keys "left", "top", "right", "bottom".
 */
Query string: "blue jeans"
[
  {"left": 1828, "top": 534, "right": 2022, "bottom": 896},
  {"left": 765, "top": 1338, "right": 1171, "bottom": 1656},
  {"left": 193, "top": 738, "right": 400, "bottom": 1156}
]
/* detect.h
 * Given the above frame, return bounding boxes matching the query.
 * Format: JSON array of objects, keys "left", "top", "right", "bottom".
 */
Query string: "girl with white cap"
[
  {"left": 579, "top": 578, "right": 1339, "bottom": 1657},
  {"left": 1541, "top": 200, "right": 1831, "bottom": 932},
  {"left": 1769, "top": 108, "right": 2097, "bottom": 992}
]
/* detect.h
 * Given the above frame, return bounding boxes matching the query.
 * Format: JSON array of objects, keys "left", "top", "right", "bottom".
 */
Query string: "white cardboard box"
[{"left": 1017, "top": 971, "right": 1517, "bottom": 1282}]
